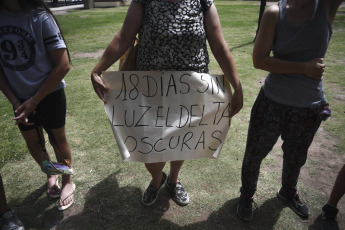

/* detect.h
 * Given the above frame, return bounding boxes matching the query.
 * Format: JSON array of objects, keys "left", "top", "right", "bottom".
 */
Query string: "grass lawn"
[{"left": 0, "top": 1, "right": 344, "bottom": 229}]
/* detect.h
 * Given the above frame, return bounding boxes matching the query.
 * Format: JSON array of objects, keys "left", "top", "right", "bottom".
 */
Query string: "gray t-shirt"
[
  {"left": 132, "top": 0, "right": 213, "bottom": 73},
  {"left": 0, "top": 7, "right": 66, "bottom": 100},
  {"left": 263, "top": 0, "right": 331, "bottom": 108}
]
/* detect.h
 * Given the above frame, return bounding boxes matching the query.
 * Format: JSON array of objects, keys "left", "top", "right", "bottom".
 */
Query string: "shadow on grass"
[
  {"left": 53, "top": 171, "right": 181, "bottom": 230},
  {"left": 308, "top": 214, "right": 323, "bottom": 230},
  {"left": 187, "top": 197, "right": 286, "bottom": 230},
  {"left": 230, "top": 40, "right": 254, "bottom": 52},
  {"left": 13, "top": 173, "right": 288, "bottom": 229},
  {"left": 9, "top": 183, "right": 64, "bottom": 230}
]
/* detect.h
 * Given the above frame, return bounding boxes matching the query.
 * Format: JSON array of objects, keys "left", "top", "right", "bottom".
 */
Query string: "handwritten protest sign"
[{"left": 103, "top": 71, "right": 232, "bottom": 163}]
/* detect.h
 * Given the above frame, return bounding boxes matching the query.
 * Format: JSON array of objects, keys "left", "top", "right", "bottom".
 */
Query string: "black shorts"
[{"left": 17, "top": 89, "right": 67, "bottom": 131}]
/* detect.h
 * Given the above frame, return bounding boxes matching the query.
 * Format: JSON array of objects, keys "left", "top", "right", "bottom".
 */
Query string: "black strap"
[
  {"left": 35, "top": 126, "right": 47, "bottom": 153},
  {"left": 35, "top": 126, "right": 70, "bottom": 167}
]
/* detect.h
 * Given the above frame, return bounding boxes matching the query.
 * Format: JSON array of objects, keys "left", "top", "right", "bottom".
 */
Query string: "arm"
[
  {"left": 0, "top": 66, "right": 21, "bottom": 110},
  {"left": 253, "top": 5, "right": 325, "bottom": 79},
  {"left": 204, "top": 4, "right": 243, "bottom": 118},
  {"left": 324, "top": 0, "right": 343, "bottom": 24},
  {"left": 91, "top": 2, "right": 143, "bottom": 103},
  {"left": 13, "top": 48, "right": 70, "bottom": 124}
]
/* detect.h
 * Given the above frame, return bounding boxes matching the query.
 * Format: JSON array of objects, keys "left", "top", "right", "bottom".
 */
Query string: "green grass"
[{"left": 0, "top": 1, "right": 344, "bottom": 229}]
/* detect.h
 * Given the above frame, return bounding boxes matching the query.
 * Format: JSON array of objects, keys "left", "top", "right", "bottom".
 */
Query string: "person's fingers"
[
  {"left": 230, "top": 104, "right": 241, "bottom": 118},
  {"left": 91, "top": 74, "right": 108, "bottom": 103}
]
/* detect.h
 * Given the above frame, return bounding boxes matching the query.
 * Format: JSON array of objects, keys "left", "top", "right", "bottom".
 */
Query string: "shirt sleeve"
[{"left": 41, "top": 13, "right": 66, "bottom": 51}]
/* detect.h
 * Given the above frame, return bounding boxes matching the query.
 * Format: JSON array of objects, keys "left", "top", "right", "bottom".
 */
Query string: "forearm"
[
  {"left": 253, "top": 55, "right": 325, "bottom": 79},
  {"left": 92, "top": 35, "right": 129, "bottom": 75},
  {"left": 212, "top": 45, "right": 242, "bottom": 92},
  {"left": 0, "top": 69, "right": 20, "bottom": 106},
  {"left": 32, "top": 61, "right": 70, "bottom": 103},
  {"left": 212, "top": 44, "right": 243, "bottom": 117},
  {"left": 90, "top": 34, "right": 133, "bottom": 103},
  {"left": 253, "top": 56, "right": 306, "bottom": 75}
]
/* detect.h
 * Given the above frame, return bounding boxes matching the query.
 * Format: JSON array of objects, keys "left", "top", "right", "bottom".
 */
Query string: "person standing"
[
  {"left": 237, "top": 0, "right": 343, "bottom": 222},
  {"left": 0, "top": 0, "right": 75, "bottom": 211},
  {"left": 91, "top": 0, "right": 243, "bottom": 206}
]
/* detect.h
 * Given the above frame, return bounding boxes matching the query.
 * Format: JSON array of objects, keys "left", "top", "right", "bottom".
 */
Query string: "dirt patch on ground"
[{"left": 73, "top": 50, "right": 104, "bottom": 59}]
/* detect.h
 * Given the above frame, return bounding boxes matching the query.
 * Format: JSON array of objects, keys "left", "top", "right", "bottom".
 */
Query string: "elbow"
[
  {"left": 65, "top": 63, "right": 71, "bottom": 74},
  {"left": 253, "top": 60, "right": 260, "bottom": 69},
  {"left": 252, "top": 56, "right": 264, "bottom": 70},
  {"left": 252, "top": 57, "right": 259, "bottom": 69},
  {"left": 62, "top": 62, "right": 71, "bottom": 76}
]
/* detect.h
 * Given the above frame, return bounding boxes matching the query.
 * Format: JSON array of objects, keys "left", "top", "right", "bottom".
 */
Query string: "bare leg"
[
  {"left": 328, "top": 164, "right": 345, "bottom": 207},
  {"left": 48, "top": 126, "right": 71, "bottom": 165},
  {"left": 21, "top": 127, "right": 59, "bottom": 194},
  {"left": 21, "top": 127, "right": 49, "bottom": 164},
  {"left": 145, "top": 162, "right": 166, "bottom": 188},
  {"left": 168, "top": 160, "right": 184, "bottom": 183},
  {"left": 48, "top": 126, "right": 74, "bottom": 207}
]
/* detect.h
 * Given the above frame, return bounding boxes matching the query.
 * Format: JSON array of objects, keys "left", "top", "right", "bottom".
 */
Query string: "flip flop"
[
  {"left": 47, "top": 178, "right": 61, "bottom": 198},
  {"left": 58, "top": 183, "right": 76, "bottom": 211}
]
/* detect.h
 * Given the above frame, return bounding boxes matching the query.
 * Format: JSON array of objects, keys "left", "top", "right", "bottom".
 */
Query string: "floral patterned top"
[{"left": 133, "top": 0, "right": 213, "bottom": 73}]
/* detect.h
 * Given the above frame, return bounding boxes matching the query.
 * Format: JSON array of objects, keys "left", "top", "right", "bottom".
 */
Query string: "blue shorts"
[{"left": 17, "top": 89, "right": 66, "bottom": 131}]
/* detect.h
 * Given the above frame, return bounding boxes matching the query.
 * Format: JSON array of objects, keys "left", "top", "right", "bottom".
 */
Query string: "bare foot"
[{"left": 47, "top": 175, "right": 61, "bottom": 198}]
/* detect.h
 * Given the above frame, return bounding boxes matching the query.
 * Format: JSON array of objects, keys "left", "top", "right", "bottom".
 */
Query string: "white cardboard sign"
[{"left": 103, "top": 71, "right": 232, "bottom": 163}]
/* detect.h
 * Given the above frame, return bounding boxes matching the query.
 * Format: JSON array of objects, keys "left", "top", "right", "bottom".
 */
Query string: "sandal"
[
  {"left": 47, "top": 177, "right": 61, "bottom": 198},
  {"left": 58, "top": 183, "right": 76, "bottom": 211}
]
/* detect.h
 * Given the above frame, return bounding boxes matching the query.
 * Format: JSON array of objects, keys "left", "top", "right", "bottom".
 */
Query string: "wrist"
[
  {"left": 12, "top": 101, "right": 21, "bottom": 109},
  {"left": 300, "top": 62, "right": 308, "bottom": 76},
  {"left": 92, "top": 69, "right": 102, "bottom": 77},
  {"left": 30, "top": 97, "right": 39, "bottom": 105},
  {"left": 233, "top": 82, "right": 243, "bottom": 93}
]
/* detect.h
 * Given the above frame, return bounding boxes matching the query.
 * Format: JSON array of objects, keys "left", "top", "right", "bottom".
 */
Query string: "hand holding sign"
[{"left": 103, "top": 71, "right": 232, "bottom": 163}]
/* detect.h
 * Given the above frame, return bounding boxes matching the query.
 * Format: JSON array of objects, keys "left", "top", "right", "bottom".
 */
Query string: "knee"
[
  {"left": 48, "top": 133, "right": 68, "bottom": 147},
  {"left": 26, "top": 141, "right": 44, "bottom": 153},
  {"left": 243, "top": 145, "right": 271, "bottom": 166},
  {"left": 283, "top": 151, "right": 308, "bottom": 167}
]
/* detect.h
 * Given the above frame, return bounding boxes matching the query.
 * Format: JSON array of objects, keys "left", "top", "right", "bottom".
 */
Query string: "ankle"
[
  {"left": 323, "top": 203, "right": 339, "bottom": 218},
  {"left": 240, "top": 193, "right": 254, "bottom": 200},
  {"left": 168, "top": 174, "right": 177, "bottom": 182},
  {"left": 61, "top": 175, "right": 72, "bottom": 186},
  {"left": 280, "top": 186, "right": 297, "bottom": 198},
  {"left": 326, "top": 202, "right": 338, "bottom": 209},
  {"left": 167, "top": 180, "right": 176, "bottom": 188},
  {"left": 47, "top": 174, "right": 58, "bottom": 179},
  {"left": 151, "top": 177, "right": 162, "bottom": 188}
]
